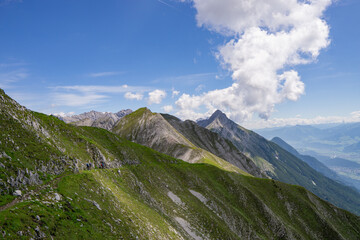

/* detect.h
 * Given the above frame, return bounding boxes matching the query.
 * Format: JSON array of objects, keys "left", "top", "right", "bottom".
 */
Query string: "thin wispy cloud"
[
  {"left": 51, "top": 84, "right": 154, "bottom": 107},
  {"left": 0, "top": 62, "right": 27, "bottom": 68},
  {"left": 157, "top": 0, "right": 179, "bottom": 10},
  {"left": 53, "top": 85, "right": 152, "bottom": 94},
  {"left": 153, "top": 72, "right": 217, "bottom": 86},
  {"left": 0, "top": 0, "right": 22, "bottom": 7},
  {"left": 87, "top": 71, "right": 124, "bottom": 78},
  {"left": 53, "top": 93, "right": 108, "bottom": 107},
  {"left": 0, "top": 69, "right": 28, "bottom": 88}
]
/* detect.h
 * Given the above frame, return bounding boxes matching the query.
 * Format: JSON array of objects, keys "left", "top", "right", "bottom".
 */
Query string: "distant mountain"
[
  {"left": 271, "top": 137, "right": 356, "bottom": 189},
  {"left": 199, "top": 110, "right": 360, "bottom": 215},
  {"left": 344, "top": 141, "right": 360, "bottom": 153},
  {"left": 256, "top": 122, "right": 360, "bottom": 161},
  {"left": 56, "top": 109, "right": 132, "bottom": 130},
  {"left": 112, "top": 108, "right": 263, "bottom": 177},
  {"left": 1, "top": 89, "right": 360, "bottom": 239}
]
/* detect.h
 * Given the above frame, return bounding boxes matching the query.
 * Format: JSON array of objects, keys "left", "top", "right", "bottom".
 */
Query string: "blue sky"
[{"left": 0, "top": 0, "right": 359, "bottom": 129}]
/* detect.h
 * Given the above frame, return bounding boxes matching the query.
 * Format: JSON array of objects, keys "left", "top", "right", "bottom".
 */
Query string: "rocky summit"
[
  {"left": 56, "top": 109, "right": 132, "bottom": 130},
  {"left": 1, "top": 88, "right": 360, "bottom": 239}
]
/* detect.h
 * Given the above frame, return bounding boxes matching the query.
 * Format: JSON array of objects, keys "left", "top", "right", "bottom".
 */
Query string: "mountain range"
[
  {"left": 257, "top": 124, "right": 360, "bottom": 191},
  {"left": 1, "top": 88, "right": 360, "bottom": 239},
  {"left": 56, "top": 109, "right": 132, "bottom": 130},
  {"left": 256, "top": 123, "right": 360, "bottom": 161}
]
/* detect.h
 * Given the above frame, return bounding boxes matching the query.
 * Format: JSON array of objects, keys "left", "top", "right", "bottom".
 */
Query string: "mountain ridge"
[
  {"left": 56, "top": 109, "right": 132, "bottom": 130},
  {"left": 1, "top": 89, "right": 360, "bottom": 239},
  {"left": 198, "top": 110, "right": 360, "bottom": 215}
]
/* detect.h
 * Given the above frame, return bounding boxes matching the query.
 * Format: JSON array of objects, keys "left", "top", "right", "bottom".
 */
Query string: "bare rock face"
[
  {"left": 113, "top": 108, "right": 203, "bottom": 163},
  {"left": 163, "top": 114, "right": 265, "bottom": 178},
  {"left": 13, "top": 189, "right": 22, "bottom": 196},
  {"left": 56, "top": 109, "right": 132, "bottom": 130}
]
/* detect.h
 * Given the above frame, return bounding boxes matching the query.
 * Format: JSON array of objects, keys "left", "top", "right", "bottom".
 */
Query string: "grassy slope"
[
  {"left": 1, "top": 90, "right": 360, "bottom": 239},
  {"left": 0, "top": 120, "right": 359, "bottom": 239},
  {"left": 1, "top": 150, "right": 360, "bottom": 239},
  {"left": 205, "top": 115, "right": 360, "bottom": 216}
]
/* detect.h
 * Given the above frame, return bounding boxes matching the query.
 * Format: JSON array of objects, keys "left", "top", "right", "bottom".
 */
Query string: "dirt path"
[{"left": 0, "top": 173, "right": 71, "bottom": 212}]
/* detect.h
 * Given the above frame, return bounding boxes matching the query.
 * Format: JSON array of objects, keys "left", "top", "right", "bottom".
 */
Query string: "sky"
[{"left": 0, "top": 0, "right": 359, "bottom": 129}]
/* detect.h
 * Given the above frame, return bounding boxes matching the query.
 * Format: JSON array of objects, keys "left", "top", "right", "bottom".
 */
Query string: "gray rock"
[
  {"left": 54, "top": 193, "right": 61, "bottom": 201},
  {"left": 13, "top": 190, "right": 22, "bottom": 196},
  {"left": 84, "top": 198, "right": 102, "bottom": 210}
]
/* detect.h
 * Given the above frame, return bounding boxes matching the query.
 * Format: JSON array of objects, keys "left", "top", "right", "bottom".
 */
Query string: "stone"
[
  {"left": 54, "top": 193, "right": 61, "bottom": 201},
  {"left": 13, "top": 190, "right": 22, "bottom": 197}
]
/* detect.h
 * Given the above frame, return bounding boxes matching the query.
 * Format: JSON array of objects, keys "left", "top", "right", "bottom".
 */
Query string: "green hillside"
[{"left": 1, "top": 89, "right": 360, "bottom": 239}]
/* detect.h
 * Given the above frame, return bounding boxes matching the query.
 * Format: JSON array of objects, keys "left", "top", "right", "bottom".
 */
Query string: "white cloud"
[
  {"left": 162, "top": 105, "right": 174, "bottom": 112},
  {"left": 177, "top": 0, "right": 332, "bottom": 122},
  {"left": 124, "top": 92, "right": 143, "bottom": 100},
  {"left": 54, "top": 85, "right": 151, "bottom": 94},
  {"left": 148, "top": 89, "right": 166, "bottom": 105},
  {"left": 51, "top": 84, "right": 152, "bottom": 108},
  {"left": 172, "top": 89, "right": 180, "bottom": 98},
  {"left": 351, "top": 111, "right": 360, "bottom": 119},
  {"left": 195, "top": 84, "right": 205, "bottom": 92},
  {"left": 0, "top": 69, "right": 28, "bottom": 88},
  {"left": 52, "top": 112, "right": 75, "bottom": 118},
  {"left": 88, "top": 72, "right": 123, "bottom": 78},
  {"left": 242, "top": 111, "right": 360, "bottom": 129}
]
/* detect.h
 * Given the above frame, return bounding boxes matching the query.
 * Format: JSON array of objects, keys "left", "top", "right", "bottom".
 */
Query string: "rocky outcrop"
[
  {"left": 57, "top": 109, "right": 132, "bottom": 130},
  {"left": 163, "top": 114, "right": 265, "bottom": 178}
]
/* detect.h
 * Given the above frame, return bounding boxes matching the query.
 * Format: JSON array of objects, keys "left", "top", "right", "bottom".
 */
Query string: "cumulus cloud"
[
  {"left": 177, "top": 0, "right": 332, "bottom": 121},
  {"left": 162, "top": 105, "right": 174, "bottom": 112},
  {"left": 148, "top": 89, "right": 166, "bottom": 104},
  {"left": 124, "top": 92, "right": 143, "bottom": 100}
]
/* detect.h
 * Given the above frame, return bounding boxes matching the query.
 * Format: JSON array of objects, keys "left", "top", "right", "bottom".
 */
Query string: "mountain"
[
  {"left": 256, "top": 125, "right": 324, "bottom": 143},
  {"left": 271, "top": 137, "right": 355, "bottom": 189},
  {"left": 198, "top": 110, "right": 360, "bottom": 215},
  {"left": 57, "top": 109, "right": 132, "bottom": 130},
  {"left": 256, "top": 122, "right": 360, "bottom": 161},
  {"left": 161, "top": 114, "right": 265, "bottom": 177},
  {"left": 112, "top": 108, "right": 262, "bottom": 177},
  {"left": 344, "top": 141, "right": 360, "bottom": 153},
  {"left": 1, "top": 89, "right": 360, "bottom": 239}
]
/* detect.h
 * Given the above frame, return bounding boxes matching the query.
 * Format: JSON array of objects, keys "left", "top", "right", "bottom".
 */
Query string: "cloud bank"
[
  {"left": 244, "top": 110, "right": 360, "bottom": 130},
  {"left": 177, "top": 0, "right": 332, "bottom": 121}
]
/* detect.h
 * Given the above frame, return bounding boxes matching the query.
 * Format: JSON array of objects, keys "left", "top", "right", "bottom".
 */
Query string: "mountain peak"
[
  {"left": 198, "top": 110, "right": 230, "bottom": 128},
  {"left": 212, "top": 109, "right": 226, "bottom": 117}
]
